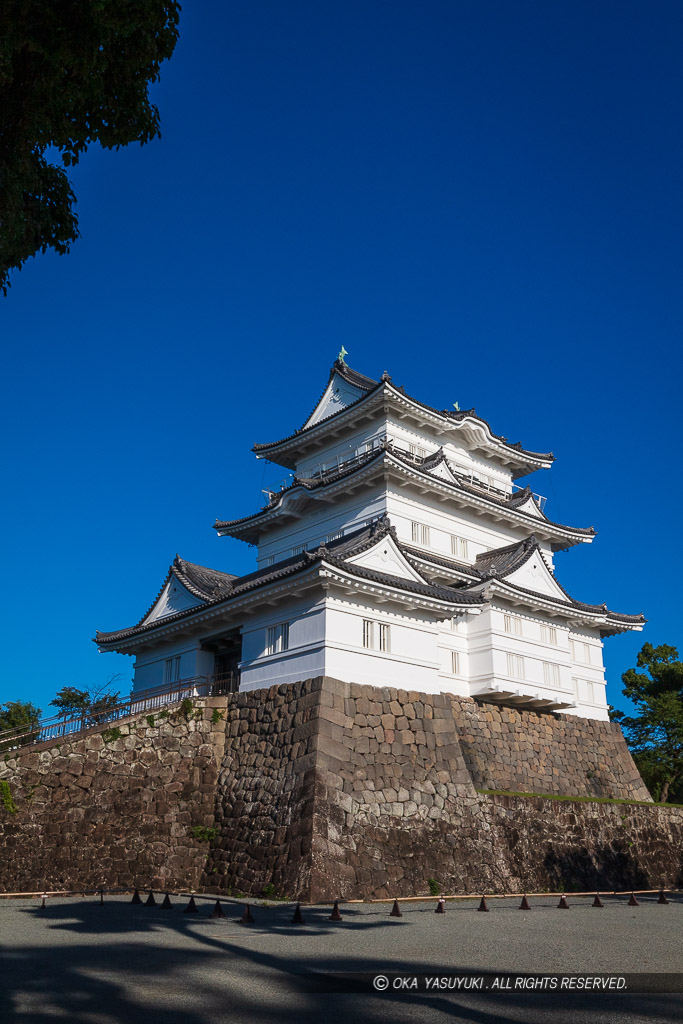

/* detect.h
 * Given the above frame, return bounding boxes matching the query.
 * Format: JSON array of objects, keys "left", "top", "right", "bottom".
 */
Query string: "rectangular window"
[
  {"left": 408, "top": 443, "right": 427, "bottom": 459},
  {"left": 541, "top": 624, "right": 558, "bottom": 645},
  {"left": 573, "top": 677, "right": 595, "bottom": 702},
  {"left": 451, "top": 650, "right": 460, "bottom": 675},
  {"left": 292, "top": 544, "right": 305, "bottom": 556},
  {"left": 263, "top": 555, "right": 274, "bottom": 567},
  {"left": 571, "top": 640, "right": 591, "bottom": 664},
  {"left": 410, "top": 522, "right": 430, "bottom": 546},
  {"left": 326, "top": 530, "right": 344, "bottom": 543},
  {"left": 164, "top": 656, "right": 181, "bottom": 685},
  {"left": 504, "top": 613, "right": 523, "bottom": 636},
  {"left": 266, "top": 622, "right": 289, "bottom": 656},
  {"left": 450, "top": 535, "right": 469, "bottom": 560},
  {"left": 362, "top": 619, "right": 374, "bottom": 649},
  {"left": 542, "top": 662, "right": 560, "bottom": 687},
  {"left": 378, "top": 623, "right": 390, "bottom": 653},
  {"left": 506, "top": 653, "right": 525, "bottom": 679}
]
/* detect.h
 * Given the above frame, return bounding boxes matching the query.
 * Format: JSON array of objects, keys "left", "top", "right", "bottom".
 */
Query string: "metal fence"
[{"left": 0, "top": 674, "right": 238, "bottom": 751}]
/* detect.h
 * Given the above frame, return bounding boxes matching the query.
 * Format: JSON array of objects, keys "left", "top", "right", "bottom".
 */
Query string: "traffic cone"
[
  {"left": 131, "top": 889, "right": 142, "bottom": 905},
  {"left": 592, "top": 893, "right": 604, "bottom": 907},
  {"left": 477, "top": 896, "right": 489, "bottom": 912},
  {"left": 145, "top": 891, "right": 156, "bottom": 907},
  {"left": 390, "top": 899, "right": 403, "bottom": 918},
  {"left": 291, "top": 902, "right": 304, "bottom": 924},
  {"left": 328, "top": 899, "right": 343, "bottom": 921},
  {"left": 211, "top": 900, "right": 226, "bottom": 919},
  {"left": 628, "top": 892, "right": 639, "bottom": 907},
  {"left": 184, "top": 896, "right": 198, "bottom": 914},
  {"left": 240, "top": 904, "right": 255, "bottom": 924},
  {"left": 657, "top": 890, "right": 670, "bottom": 905},
  {"left": 557, "top": 894, "right": 569, "bottom": 909},
  {"left": 161, "top": 893, "right": 172, "bottom": 909},
  {"left": 519, "top": 895, "right": 531, "bottom": 910},
  {"left": 435, "top": 898, "right": 446, "bottom": 914}
]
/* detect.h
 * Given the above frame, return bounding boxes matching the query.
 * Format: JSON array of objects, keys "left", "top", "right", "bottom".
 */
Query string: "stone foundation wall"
[
  {"left": 0, "top": 677, "right": 680, "bottom": 901},
  {"left": 0, "top": 698, "right": 226, "bottom": 893},
  {"left": 453, "top": 696, "right": 651, "bottom": 801}
]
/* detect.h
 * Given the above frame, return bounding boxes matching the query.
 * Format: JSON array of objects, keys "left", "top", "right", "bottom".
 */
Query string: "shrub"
[
  {"left": 101, "top": 727, "right": 122, "bottom": 744},
  {"left": 189, "top": 825, "right": 219, "bottom": 842},
  {"left": 146, "top": 715, "right": 155, "bottom": 728},
  {"left": 427, "top": 878, "right": 441, "bottom": 896},
  {"left": 261, "top": 882, "right": 276, "bottom": 899},
  {"left": 210, "top": 708, "right": 225, "bottom": 724},
  {"left": 180, "top": 698, "right": 193, "bottom": 719},
  {"left": 0, "top": 780, "right": 17, "bottom": 814}
]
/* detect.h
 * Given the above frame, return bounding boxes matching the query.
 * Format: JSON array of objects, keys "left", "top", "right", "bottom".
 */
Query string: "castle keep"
[
  {"left": 97, "top": 356, "right": 644, "bottom": 718},
  {"left": 2, "top": 358, "right": 672, "bottom": 901}
]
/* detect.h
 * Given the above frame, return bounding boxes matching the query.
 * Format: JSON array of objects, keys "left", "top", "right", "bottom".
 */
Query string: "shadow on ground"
[{"left": 0, "top": 898, "right": 679, "bottom": 1024}]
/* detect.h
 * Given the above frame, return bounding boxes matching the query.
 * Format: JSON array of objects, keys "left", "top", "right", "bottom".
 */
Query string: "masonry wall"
[
  {"left": 0, "top": 678, "right": 680, "bottom": 901},
  {"left": 0, "top": 699, "right": 227, "bottom": 893},
  {"left": 453, "top": 696, "right": 651, "bottom": 801}
]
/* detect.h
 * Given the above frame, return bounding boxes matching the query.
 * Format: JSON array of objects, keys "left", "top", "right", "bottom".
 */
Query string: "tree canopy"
[
  {"left": 611, "top": 642, "right": 683, "bottom": 803},
  {"left": 0, "top": 0, "right": 181, "bottom": 293},
  {"left": 0, "top": 700, "right": 42, "bottom": 750}
]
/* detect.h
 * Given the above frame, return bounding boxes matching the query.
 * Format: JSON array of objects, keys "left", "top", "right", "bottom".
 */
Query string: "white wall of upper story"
[
  {"left": 293, "top": 410, "right": 523, "bottom": 496},
  {"left": 256, "top": 490, "right": 388, "bottom": 567},
  {"left": 386, "top": 487, "right": 555, "bottom": 568}
]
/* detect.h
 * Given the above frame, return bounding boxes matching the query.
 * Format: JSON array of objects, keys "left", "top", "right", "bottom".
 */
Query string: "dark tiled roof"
[
  {"left": 95, "top": 519, "right": 482, "bottom": 646},
  {"left": 389, "top": 448, "right": 595, "bottom": 537},
  {"left": 252, "top": 361, "right": 554, "bottom": 467},
  {"left": 402, "top": 544, "right": 483, "bottom": 581},
  {"left": 469, "top": 536, "right": 645, "bottom": 624},
  {"left": 214, "top": 444, "right": 592, "bottom": 540}
]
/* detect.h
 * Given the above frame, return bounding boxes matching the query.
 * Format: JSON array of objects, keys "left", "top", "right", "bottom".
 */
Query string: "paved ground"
[{"left": 0, "top": 893, "right": 681, "bottom": 1023}]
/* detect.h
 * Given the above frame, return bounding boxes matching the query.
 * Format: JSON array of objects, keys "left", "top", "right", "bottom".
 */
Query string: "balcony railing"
[{"left": 0, "top": 674, "right": 239, "bottom": 752}]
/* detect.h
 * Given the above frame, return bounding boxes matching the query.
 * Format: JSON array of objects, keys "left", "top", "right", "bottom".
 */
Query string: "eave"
[
  {"left": 215, "top": 447, "right": 592, "bottom": 550},
  {"left": 475, "top": 579, "right": 645, "bottom": 636},
  {"left": 253, "top": 370, "right": 554, "bottom": 477}
]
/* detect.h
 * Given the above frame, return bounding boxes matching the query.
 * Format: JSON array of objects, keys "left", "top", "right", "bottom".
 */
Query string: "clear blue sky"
[{"left": 2, "top": 1, "right": 681, "bottom": 715}]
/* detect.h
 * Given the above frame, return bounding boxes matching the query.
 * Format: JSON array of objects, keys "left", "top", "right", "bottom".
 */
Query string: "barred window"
[
  {"left": 362, "top": 619, "right": 374, "bottom": 649},
  {"left": 506, "top": 653, "right": 525, "bottom": 679},
  {"left": 541, "top": 624, "right": 558, "bottom": 645},
  {"left": 266, "top": 622, "right": 289, "bottom": 656},
  {"left": 451, "top": 650, "right": 460, "bottom": 675},
  {"left": 164, "top": 656, "right": 181, "bottom": 684},
  {"left": 504, "top": 614, "right": 523, "bottom": 636},
  {"left": 378, "top": 623, "right": 390, "bottom": 653},
  {"left": 542, "top": 662, "right": 560, "bottom": 687}
]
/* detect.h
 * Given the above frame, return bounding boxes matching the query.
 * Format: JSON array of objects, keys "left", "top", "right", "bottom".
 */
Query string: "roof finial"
[
  {"left": 338, "top": 345, "right": 348, "bottom": 364},
  {"left": 453, "top": 401, "right": 460, "bottom": 412}
]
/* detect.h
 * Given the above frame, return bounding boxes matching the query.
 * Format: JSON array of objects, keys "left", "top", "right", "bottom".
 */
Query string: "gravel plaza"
[{"left": 1, "top": 892, "right": 681, "bottom": 1024}]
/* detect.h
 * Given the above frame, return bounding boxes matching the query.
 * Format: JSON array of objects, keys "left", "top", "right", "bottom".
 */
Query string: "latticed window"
[
  {"left": 542, "top": 662, "right": 560, "bottom": 687},
  {"left": 378, "top": 623, "right": 390, "bottom": 652},
  {"left": 164, "top": 656, "right": 181, "bottom": 684},
  {"left": 541, "top": 624, "right": 558, "bottom": 645},
  {"left": 362, "top": 619, "right": 374, "bottom": 649},
  {"left": 504, "top": 613, "right": 523, "bottom": 636},
  {"left": 411, "top": 522, "right": 430, "bottom": 546},
  {"left": 506, "top": 653, "right": 525, "bottom": 679},
  {"left": 266, "top": 622, "right": 289, "bottom": 656},
  {"left": 451, "top": 650, "right": 460, "bottom": 675},
  {"left": 450, "top": 535, "right": 469, "bottom": 560}
]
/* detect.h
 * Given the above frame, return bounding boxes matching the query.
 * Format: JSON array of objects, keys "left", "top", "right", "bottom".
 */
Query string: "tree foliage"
[
  {"left": 0, "top": 0, "right": 181, "bottom": 293},
  {"left": 610, "top": 643, "right": 683, "bottom": 803},
  {"left": 0, "top": 700, "right": 42, "bottom": 750},
  {"left": 49, "top": 686, "right": 90, "bottom": 718}
]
